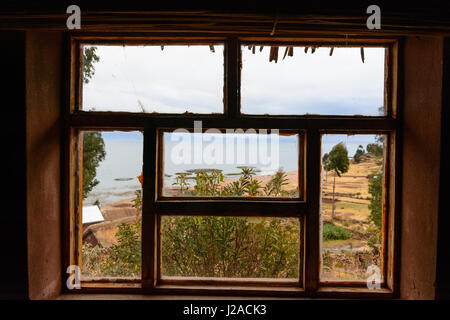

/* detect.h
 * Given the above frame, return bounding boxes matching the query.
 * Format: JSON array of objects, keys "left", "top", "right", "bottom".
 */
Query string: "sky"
[
  {"left": 83, "top": 48, "right": 385, "bottom": 204},
  {"left": 82, "top": 44, "right": 385, "bottom": 116},
  {"left": 85, "top": 45, "right": 385, "bottom": 165}
]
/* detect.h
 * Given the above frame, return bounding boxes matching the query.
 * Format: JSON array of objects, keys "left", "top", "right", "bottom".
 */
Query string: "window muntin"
[
  {"left": 161, "top": 130, "right": 301, "bottom": 199},
  {"left": 81, "top": 44, "right": 224, "bottom": 114},
  {"left": 320, "top": 134, "right": 386, "bottom": 282},
  {"left": 241, "top": 46, "right": 386, "bottom": 116}
]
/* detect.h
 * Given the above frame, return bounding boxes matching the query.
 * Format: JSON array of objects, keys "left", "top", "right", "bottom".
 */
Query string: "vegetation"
[
  {"left": 264, "top": 169, "right": 290, "bottom": 196},
  {"left": 172, "top": 166, "right": 293, "bottom": 197},
  {"left": 325, "top": 142, "right": 350, "bottom": 219},
  {"left": 353, "top": 144, "right": 366, "bottom": 164},
  {"left": 367, "top": 135, "right": 384, "bottom": 158},
  {"left": 366, "top": 143, "right": 383, "bottom": 158},
  {"left": 103, "top": 221, "right": 141, "bottom": 277},
  {"left": 82, "top": 167, "right": 299, "bottom": 278},
  {"left": 321, "top": 137, "right": 384, "bottom": 280},
  {"left": 81, "top": 47, "right": 105, "bottom": 199},
  {"left": 82, "top": 47, "right": 100, "bottom": 84},
  {"left": 323, "top": 222, "right": 351, "bottom": 241},
  {"left": 367, "top": 135, "right": 384, "bottom": 257},
  {"left": 82, "top": 132, "right": 384, "bottom": 280},
  {"left": 322, "top": 153, "right": 331, "bottom": 183},
  {"left": 82, "top": 132, "right": 106, "bottom": 198},
  {"left": 162, "top": 216, "right": 299, "bottom": 278},
  {"left": 368, "top": 172, "right": 383, "bottom": 228}
]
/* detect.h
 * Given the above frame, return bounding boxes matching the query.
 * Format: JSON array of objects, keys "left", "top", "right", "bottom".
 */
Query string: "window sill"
[{"left": 64, "top": 283, "right": 394, "bottom": 299}]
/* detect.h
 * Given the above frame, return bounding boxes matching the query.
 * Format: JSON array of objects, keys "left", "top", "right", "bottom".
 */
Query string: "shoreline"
[{"left": 163, "top": 170, "right": 299, "bottom": 196}]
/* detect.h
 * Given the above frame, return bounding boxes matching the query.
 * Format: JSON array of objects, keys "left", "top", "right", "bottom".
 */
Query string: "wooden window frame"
[
  {"left": 156, "top": 128, "right": 305, "bottom": 201},
  {"left": 63, "top": 34, "right": 401, "bottom": 298}
]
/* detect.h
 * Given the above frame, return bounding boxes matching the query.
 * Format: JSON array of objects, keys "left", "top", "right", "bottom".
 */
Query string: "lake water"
[{"left": 84, "top": 132, "right": 378, "bottom": 206}]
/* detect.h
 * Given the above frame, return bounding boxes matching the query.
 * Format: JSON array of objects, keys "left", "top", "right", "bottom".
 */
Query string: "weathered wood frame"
[
  {"left": 156, "top": 128, "right": 304, "bottom": 201},
  {"left": 63, "top": 35, "right": 401, "bottom": 298}
]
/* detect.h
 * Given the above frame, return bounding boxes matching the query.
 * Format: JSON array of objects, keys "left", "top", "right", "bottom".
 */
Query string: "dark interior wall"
[
  {"left": 435, "top": 37, "right": 450, "bottom": 300},
  {"left": 0, "top": 31, "right": 29, "bottom": 300},
  {"left": 26, "top": 31, "right": 63, "bottom": 299},
  {"left": 400, "top": 36, "right": 443, "bottom": 299},
  {"left": 1, "top": 27, "right": 448, "bottom": 300}
]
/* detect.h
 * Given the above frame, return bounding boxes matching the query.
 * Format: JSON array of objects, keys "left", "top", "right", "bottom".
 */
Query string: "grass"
[
  {"left": 323, "top": 222, "right": 351, "bottom": 241},
  {"left": 322, "top": 239, "right": 364, "bottom": 248},
  {"left": 322, "top": 201, "right": 368, "bottom": 212},
  {"left": 322, "top": 201, "right": 370, "bottom": 222}
]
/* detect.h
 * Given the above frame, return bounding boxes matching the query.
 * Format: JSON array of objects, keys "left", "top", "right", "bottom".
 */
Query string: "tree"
[
  {"left": 353, "top": 145, "right": 365, "bottom": 164},
  {"left": 366, "top": 135, "right": 384, "bottom": 256},
  {"left": 367, "top": 169, "right": 383, "bottom": 257},
  {"left": 82, "top": 132, "right": 106, "bottom": 198},
  {"left": 322, "top": 153, "right": 331, "bottom": 183},
  {"left": 81, "top": 47, "right": 105, "bottom": 199},
  {"left": 367, "top": 135, "right": 384, "bottom": 158},
  {"left": 328, "top": 142, "right": 350, "bottom": 219},
  {"left": 263, "top": 169, "right": 289, "bottom": 196},
  {"left": 367, "top": 136, "right": 384, "bottom": 228},
  {"left": 366, "top": 143, "right": 383, "bottom": 158},
  {"left": 368, "top": 172, "right": 382, "bottom": 228},
  {"left": 82, "top": 47, "right": 100, "bottom": 84}
]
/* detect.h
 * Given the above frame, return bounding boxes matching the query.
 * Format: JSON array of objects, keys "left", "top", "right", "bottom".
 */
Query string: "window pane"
[
  {"left": 81, "top": 44, "right": 224, "bottom": 113},
  {"left": 161, "top": 216, "right": 300, "bottom": 279},
  {"left": 162, "top": 129, "right": 300, "bottom": 198},
  {"left": 320, "top": 134, "right": 385, "bottom": 282},
  {"left": 81, "top": 131, "right": 143, "bottom": 279},
  {"left": 241, "top": 46, "right": 386, "bottom": 116}
]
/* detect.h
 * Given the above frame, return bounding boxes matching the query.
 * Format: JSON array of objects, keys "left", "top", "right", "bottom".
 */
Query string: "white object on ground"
[{"left": 82, "top": 205, "right": 104, "bottom": 224}]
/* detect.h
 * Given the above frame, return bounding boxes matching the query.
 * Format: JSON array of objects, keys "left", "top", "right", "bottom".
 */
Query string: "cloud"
[{"left": 82, "top": 44, "right": 385, "bottom": 116}]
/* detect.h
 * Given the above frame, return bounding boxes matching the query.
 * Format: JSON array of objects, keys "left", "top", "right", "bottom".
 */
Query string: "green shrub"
[
  {"left": 83, "top": 166, "right": 298, "bottom": 278},
  {"left": 323, "top": 222, "right": 351, "bottom": 241},
  {"left": 162, "top": 216, "right": 299, "bottom": 278}
]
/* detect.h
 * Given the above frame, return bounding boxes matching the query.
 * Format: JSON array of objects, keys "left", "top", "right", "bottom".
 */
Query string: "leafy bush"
[
  {"left": 353, "top": 145, "right": 365, "bottom": 164},
  {"left": 82, "top": 221, "right": 141, "bottom": 278},
  {"left": 82, "top": 243, "right": 109, "bottom": 277},
  {"left": 368, "top": 172, "right": 382, "bottom": 228},
  {"left": 323, "top": 222, "right": 351, "bottom": 241},
  {"left": 103, "top": 221, "right": 141, "bottom": 277},
  {"left": 367, "top": 224, "right": 382, "bottom": 256},
  {"left": 83, "top": 166, "right": 298, "bottom": 278},
  {"left": 162, "top": 216, "right": 299, "bottom": 278},
  {"left": 366, "top": 143, "right": 383, "bottom": 158},
  {"left": 172, "top": 166, "right": 292, "bottom": 197}
]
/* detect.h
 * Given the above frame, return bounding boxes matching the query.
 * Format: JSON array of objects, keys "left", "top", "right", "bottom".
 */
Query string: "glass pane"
[
  {"left": 81, "top": 131, "right": 143, "bottom": 279},
  {"left": 81, "top": 44, "right": 224, "bottom": 113},
  {"left": 241, "top": 46, "right": 386, "bottom": 116},
  {"left": 161, "top": 216, "right": 300, "bottom": 279},
  {"left": 162, "top": 129, "right": 300, "bottom": 198},
  {"left": 320, "top": 134, "right": 385, "bottom": 282}
]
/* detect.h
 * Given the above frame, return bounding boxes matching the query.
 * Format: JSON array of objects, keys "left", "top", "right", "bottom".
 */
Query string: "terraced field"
[{"left": 321, "top": 155, "right": 383, "bottom": 280}]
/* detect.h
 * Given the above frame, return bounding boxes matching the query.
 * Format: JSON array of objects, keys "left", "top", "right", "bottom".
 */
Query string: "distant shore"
[{"left": 163, "top": 170, "right": 299, "bottom": 196}]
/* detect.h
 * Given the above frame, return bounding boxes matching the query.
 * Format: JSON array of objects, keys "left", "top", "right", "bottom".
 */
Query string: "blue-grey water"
[{"left": 84, "top": 132, "right": 378, "bottom": 206}]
